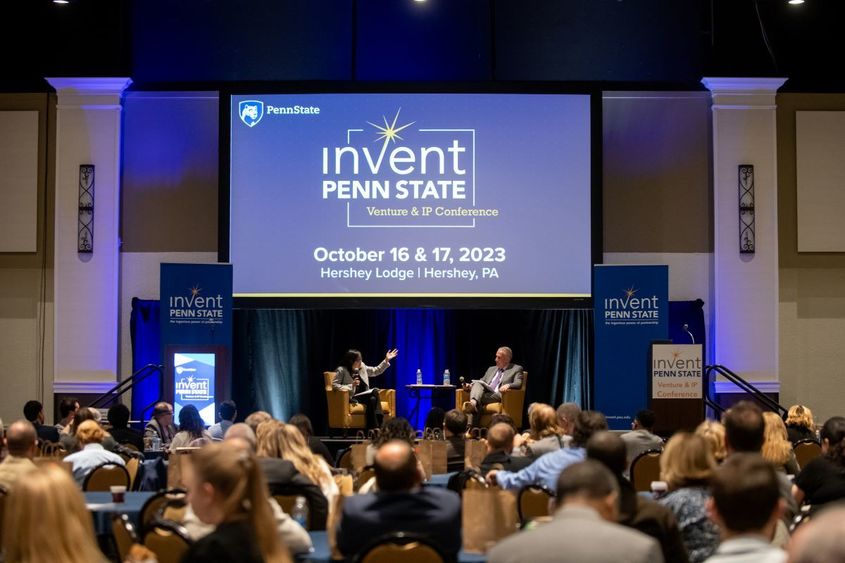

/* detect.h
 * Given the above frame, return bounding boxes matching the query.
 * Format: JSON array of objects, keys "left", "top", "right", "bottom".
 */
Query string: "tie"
[{"left": 490, "top": 369, "right": 503, "bottom": 391}]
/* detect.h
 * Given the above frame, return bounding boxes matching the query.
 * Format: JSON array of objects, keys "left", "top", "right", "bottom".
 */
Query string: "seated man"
[
  {"left": 208, "top": 399, "right": 237, "bottom": 440},
  {"left": 481, "top": 422, "right": 533, "bottom": 474},
  {"left": 107, "top": 403, "right": 144, "bottom": 451},
  {"left": 64, "top": 420, "right": 126, "bottom": 486},
  {"left": 463, "top": 346, "right": 523, "bottom": 428},
  {"left": 144, "top": 401, "right": 176, "bottom": 447},
  {"left": 620, "top": 409, "right": 664, "bottom": 470},
  {"left": 0, "top": 420, "right": 38, "bottom": 489},
  {"left": 337, "top": 440, "right": 461, "bottom": 560},
  {"left": 443, "top": 409, "right": 468, "bottom": 472},
  {"left": 23, "top": 400, "right": 60, "bottom": 443}
]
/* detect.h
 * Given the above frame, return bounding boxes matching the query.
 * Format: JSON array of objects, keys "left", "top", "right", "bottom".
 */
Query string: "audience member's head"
[
  {"left": 423, "top": 407, "right": 446, "bottom": 437},
  {"left": 76, "top": 420, "right": 106, "bottom": 446},
  {"left": 107, "top": 403, "right": 131, "bottom": 430},
  {"left": 556, "top": 403, "right": 581, "bottom": 437},
  {"left": 71, "top": 407, "right": 101, "bottom": 436},
  {"left": 5, "top": 419, "right": 38, "bottom": 459},
  {"left": 152, "top": 402, "right": 174, "bottom": 426},
  {"left": 223, "top": 423, "right": 256, "bottom": 453},
  {"left": 586, "top": 431, "right": 628, "bottom": 476},
  {"left": 486, "top": 422, "right": 516, "bottom": 454},
  {"left": 3, "top": 464, "right": 105, "bottom": 563},
  {"left": 185, "top": 443, "right": 286, "bottom": 562},
  {"left": 723, "top": 401, "right": 765, "bottom": 453},
  {"left": 528, "top": 403, "right": 560, "bottom": 440},
  {"left": 788, "top": 505, "right": 845, "bottom": 563},
  {"left": 59, "top": 397, "right": 80, "bottom": 422},
  {"left": 374, "top": 440, "right": 421, "bottom": 492},
  {"left": 218, "top": 400, "right": 237, "bottom": 422},
  {"left": 555, "top": 460, "right": 620, "bottom": 522},
  {"left": 374, "top": 417, "right": 415, "bottom": 448},
  {"left": 256, "top": 421, "right": 328, "bottom": 488},
  {"left": 785, "top": 404, "right": 816, "bottom": 433},
  {"left": 444, "top": 409, "right": 468, "bottom": 438},
  {"left": 708, "top": 453, "right": 782, "bottom": 539},
  {"left": 288, "top": 413, "right": 314, "bottom": 439},
  {"left": 22, "top": 400, "right": 44, "bottom": 424},
  {"left": 660, "top": 432, "right": 715, "bottom": 490},
  {"left": 571, "top": 411, "right": 609, "bottom": 448},
  {"left": 820, "top": 416, "right": 845, "bottom": 465},
  {"left": 178, "top": 405, "right": 206, "bottom": 438},
  {"left": 488, "top": 413, "right": 516, "bottom": 432},
  {"left": 761, "top": 411, "right": 793, "bottom": 468},
  {"left": 695, "top": 420, "right": 728, "bottom": 463},
  {"left": 632, "top": 409, "right": 656, "bottom": 432},
  {"left": 245, "top": 410, "right": 273, "bottom": 433}
]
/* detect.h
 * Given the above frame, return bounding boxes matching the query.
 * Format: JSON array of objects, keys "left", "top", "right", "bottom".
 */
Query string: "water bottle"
[
  {"left": 443, "top": 369, "right": 451, "bottom": 385},
  {"left": 416, "top": 369, "right": 423, "bottom": 385},
  {"left": 291, "top": 495, "right": 308, "bottom": 528}
]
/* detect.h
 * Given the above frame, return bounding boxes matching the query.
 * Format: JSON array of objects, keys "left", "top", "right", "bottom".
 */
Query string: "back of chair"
[
  {"left": 337, "top": 449, "right": 353, "bottom": 471},
  {"left": 125, "top": 457, "right": 140, "bottom": 490},
  {"left": 356, "top": 532, "right": 446, "bottom": 563},
  {"left": 139, "top": 489, "right": 188, "bottom": 534},
  {"left": 794, "top": 439, "right": 822, "bottom": 470},
  {"left": 39, "top": 441, "right": 66, "bottom": 457},
  {"left": 517, "top": 486, "right": 554, "bottom": 524},
  {"left": 144, "top": 520, "right": 192, "bottom": 563},
  {"left": 356, "top": 466, "right": 376, "bottom": 491},
  {"left": 630, "top": 450, "right": 662, "bottom": 492},
  {"left": 273, "top": 494, "right": 311, "bottom": 529},
  {"left": 112, "top": 513, "right": 140, "bottom": 562},
  {"left": 0, "top": 485, "right": 8, "bottom": 538},
  {"left": 83, "top": 463, "right": 131, "bottom": 491}
]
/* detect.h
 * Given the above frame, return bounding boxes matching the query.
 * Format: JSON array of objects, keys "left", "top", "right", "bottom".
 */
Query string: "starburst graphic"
[
  {"left": 624, "top": 286, "right": 638, "bottom": 299},
  {"left": 672, "top": 351, "right": 682, "bottom": 360},
  {"left": 186, "top": 375, "right": 195, "bottom": 384},
  {"left": 367, "top": 108, "right": 415, "bottom": 145},
  {"left": 190, "top": 285, "right": 202, "bottom": 297}
]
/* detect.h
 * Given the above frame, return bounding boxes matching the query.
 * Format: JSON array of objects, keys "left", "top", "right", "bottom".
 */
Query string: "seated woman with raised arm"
[{"left": 332, "top": 348, "right": 398, "bottom": 430}]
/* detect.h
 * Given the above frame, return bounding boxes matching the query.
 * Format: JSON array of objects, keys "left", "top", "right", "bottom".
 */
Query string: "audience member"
[
  {"left": 516, "top": 403, "right": 564, "bottom": 460},
  {"left": 208, "top": 400, "right": 237, "bottom": 440},
  {"left": 336, "top": 440, "right": 462, "bottom": 560},
  {"left": 658, "top": 432, "right": 720, "bottom": 563},
  {"left": 587, "top": 431, "right": 689, "bottom": 563},
  {"left": 3, "top": 463, "right": 107, "bottom": 563},
  {"left": 785, "top": 405, "right": 817, "bottom": 444},
  {"left": 245, "top": 410, "right": 273, "bottom": 433},
  {"left": 289, "top": 413, "right": 333, "bottom": 466},
  {"left": 480, "top": 422, "right": 533, "bottom": 474},
  {"left": 366, "top": 416, "right": 416, "bottom": 466},
  {"left": 488, "top": 460, "right": 663, "bottom": 563},
  {"left": 462, "top": 346, "right": 524, "bottom": 428},
  {"left": 704, "top": 453, "right": 785, "bottom": 563},
  {"left": 488, "top": 412, "right": 516, "bottom": 432},
  {"left": 225, "top": 423, "right": 257, "bottom": 451},
  {"left": 23, "top": 399, "right": 60, "bottom": 443},
  {"left": 696, "top": 420, "right": 728, "bottom": 464},
  {"left": 181, "top": 442, "right": 291, "bottom": 563},
  {"left": 0, "top": 420, "right": 38, "bottom": 489},
  {"left": 55, "top": 397, "right": 79, "bottom": 432},
  {"left": 61, "top": 406, "right": 133, "bottom": 456},
  {"left": 169, "top": 405, "right": 213, "bottom": 451},
  {"left": 621, "top": 409, "right": 664, "bottom": 468},
  {"left": 787, "top": 505, "right": 845, "bottom": 563},
  {"left": 762, "top": 411, "right": 800, "bottom": 474},
  {"left": 107, "top": 403, "right": 144, "bottom": 451},
  {"left": 487, "top": 410, "right": 607, "bottom": 491},
  {"left": 555, "top": 402, "right": 581, "bottom": 447},
  {"left": 792, "top": 416, "right": 845, "bottom": 509},
  {"left": 63, "top": 420, "right": 126, "bottom": 486},
  {"left": 144, "top": 401, "right": 176, "bottom": 446},
  {"left": 443, "top": 408, "right": 468, "bottom": 472},
  {"left": 423, "top": 406, "right": 446, "bottom": 439}
]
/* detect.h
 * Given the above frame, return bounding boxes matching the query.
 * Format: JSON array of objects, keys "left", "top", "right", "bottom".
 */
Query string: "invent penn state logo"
[{"left": 239, "top": 100, "right": 264, "bottom": 128}]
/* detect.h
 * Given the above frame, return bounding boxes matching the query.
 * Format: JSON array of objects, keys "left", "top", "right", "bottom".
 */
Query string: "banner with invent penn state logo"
[
  {"left": 160, "top": 263, "right": 233, "bottom": 427},
  {"left": 594, "top": 265, "right": 668, "bottom": 430}
]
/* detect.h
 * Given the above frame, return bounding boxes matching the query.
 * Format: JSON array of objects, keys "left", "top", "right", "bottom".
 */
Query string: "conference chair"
[
  {"left": 629, "top": 449, "right": 663, "bottom": 492},
  {"left": 125, "top": 456, "right": 140, "bottom": 490},
  {"left": 112, "top": 513, "right": 140, "bottom": 563},
  {"left": 38, "top": 441, "right": 66, "bottom": 457},
  {"left": 455, "top": 372, "right": 529, "bottom": 429},
  {"left": 83, "top": 462, "right": 131, "bottom": 492},
  {"left": 356, "top": 466, "right": 376, "bottom": 492},
  {"left": 143, "top": 519, "right": 192, "bottom": 563},
  {"left": 517, "top": 485, "right": 555, "bottom": 525},
  {"left": 323, "top": 371, "right": 396, "bottom": 435},
  {"left": 793, "top": 439, "right": 822, "bottom": 470},
  {"left": 336, "top": 448, "right": 354, "bottom": 472},
  {"left": 355, "top": 532, "right": 447, "bottom": 563},
  {"left": 139, "top": 488, "right": 187, "bottom": 534}
]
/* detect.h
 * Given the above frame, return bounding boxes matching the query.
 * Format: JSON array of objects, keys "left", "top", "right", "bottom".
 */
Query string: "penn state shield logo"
[{"left": 239, "top": 100, "right": 264, "bottom": 127}]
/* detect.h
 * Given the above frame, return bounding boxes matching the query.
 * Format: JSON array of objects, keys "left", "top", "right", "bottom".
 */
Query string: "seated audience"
[
  {"left": 658, "top": 432, "right": 720, "bottom": 563},
  {"left": 289, "top": 413, "right": 333, "bottom": 466},
  {"left": 423, "top": 406, "right": 446, "bottom": 438},
  {"left": 3, "top": 463, "right": 107, "bottom": 563},
  {"left": 704, "top": 453, "right": 785, "bottom": 563},
  {"left": 55, "top": 396, "right": 79, "bottom": 432},
  {"left": 788, "top": 505, "right": 845, "bottom": 563},
  {"left": 443, "top": 408, "right": 468, "bottom": 472},
  {"left": 762, "top": 411, "right": 800, "bottom": 474},
  {"left": 555, "top": 402, "right": 581, "bottom": 448},
  {"left": 245, "top": 410, "right": 273, "bottom": 434},
  {"left": 23, "top": 399, "right": 60, "bottom": 443},
  {"left": 696, "top": 420, "right": 728, "bottom": 464},
  {"left": 144, "top": 401, "right": 176, "bottom": 446},
  {"left": 516, "top": 403, "right": 565, "bottom": 460},
  {"left": 487, "top": 410, "right": 607, "bottom": 492},
  {"left": 336, "top": 440, "right": 462, "bottom": 560},
  {"left": 63, "top": 420, "right": 126, "bottom": 486},
  {"left": 224, "top": 422, "right": 257, "bottom": 449},
  {"left": 169, "top": 404, "right": 213, "bottom": 451},
  {"left": 587, "top": 431, "right": 689, "bottom": 563},
  {"left": 61, "top": 407, "right": 136, "bottom": 457},
  {"left": 107, "top": 403, "right": 144, "bottom": 451},
  {"left": 792, "top": 416, "right": 845, "bottom": 509},
  {"left": 181, "top": 442, "right": 291, "bottom": 563},
  {"left": 0, "top": 420, "right": 38, "bottom": 489},
  {"left": 488, "top": 460, "right": 663, "bottom": 563},
  {"left": 480, "top": 422, "right": 533, "bottom": 474},
  {"left": 208, "top": 400, "right": 237, "bottom": 440},
  {"left": 785, "top": 404, "right": 817, "bottom": 444},
  {"left": 620, "top": 409, "right": 664, "bottom": 469}
]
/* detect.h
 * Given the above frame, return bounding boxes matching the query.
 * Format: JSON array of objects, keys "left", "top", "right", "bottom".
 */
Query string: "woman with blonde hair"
[
  {"left": 658, "top": 432, "right": 719, "bottom": 563},
  {"left": 785, "top": 404, "right": 817, "bottom": 444},
  {"left": 762, "top": 411, "right": 800, "bottom": 474},
  {"left": 182, "top": 442, "right": 291, "bottom": 563},
  {"left": 694, "top": 419, "right": 727, "bottom": 463},
  {"left": 3, "top": 463, "right": 106, "bottom": 563},
  {"left": 517, "top": 403, "right": 564, "bottom": 460},
  {"left": 63, "top": 419, "right": 125, "bottom": 486}
]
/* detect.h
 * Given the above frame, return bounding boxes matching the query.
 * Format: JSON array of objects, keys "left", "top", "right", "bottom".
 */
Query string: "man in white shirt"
[{"left": 208, "top": 400, "right": 237, "bottom": 440}]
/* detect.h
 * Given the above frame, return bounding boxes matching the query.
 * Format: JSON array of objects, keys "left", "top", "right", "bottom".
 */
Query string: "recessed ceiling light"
[{"left": 788, "top": 0, "right": 805, "bottom": 5}]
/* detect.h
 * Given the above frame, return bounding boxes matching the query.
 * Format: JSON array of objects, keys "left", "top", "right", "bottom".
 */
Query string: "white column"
[
  {"left": 702, "top": 77, "right": 786, "bottom": 386},
  {"left": 46, "top": 77, "right": 131, "bottom": 393}
]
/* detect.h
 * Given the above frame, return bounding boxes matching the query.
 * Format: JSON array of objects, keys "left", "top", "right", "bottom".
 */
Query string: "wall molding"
[
  {"left": 713, "top": 380, "right": 780, "bottom": 394},
  {"left": 53, "top": 380, "right": 117, "bottom": 395}
]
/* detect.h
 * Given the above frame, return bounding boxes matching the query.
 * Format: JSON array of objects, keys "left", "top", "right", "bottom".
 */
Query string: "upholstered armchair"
[
  {"left": 323, "top": 371, "right": 396, "bottom": 435},
  {"left": 455, "top": 371, "right": 528, "bottom": 429}
]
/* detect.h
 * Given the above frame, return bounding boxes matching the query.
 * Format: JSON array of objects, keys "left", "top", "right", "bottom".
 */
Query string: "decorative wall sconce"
[
  {"left": 78, "top": 164, "right": 94, "bottom": 253},
  {"left": 738, "top": 164, "right": 755, "bottom": 254}
]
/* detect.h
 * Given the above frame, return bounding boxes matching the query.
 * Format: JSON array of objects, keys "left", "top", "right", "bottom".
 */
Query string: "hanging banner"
[
  {"left": 594, "top": 265, "right": 668, "bottom": 430},
  {"left": 160, "top": 263, "right": 232, "bottom": 427}
]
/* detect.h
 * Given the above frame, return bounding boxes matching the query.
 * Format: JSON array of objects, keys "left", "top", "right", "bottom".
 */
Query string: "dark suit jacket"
[
  {"left": 110, "top": 427, "right": 145, "bottom": 451},
  {"left": 446, "top": 436, "right": 466, "bottom": 472},
  {"left": 480, "top": 450, "right": 533, "bottom": 474},
  {"left": 33, "top": 422, "right": 60, "bottom": 443},
  {"left": 181, "top": 520, "right": 264, "bottom": 563},
  {"left": 308, "top": 435, "right": 334, "bottom": 466},
  {"left": 481, "top": 363, "right": 524, "bottom": 390},
  {"left": 258, "top": 457, "right": 329, "bottom": 530},
  {"left": 617, "top": 476, "right": 689, "bottom": 563},
  {"left": 337, "top": 487, "right": 461, "bottom": 559}
]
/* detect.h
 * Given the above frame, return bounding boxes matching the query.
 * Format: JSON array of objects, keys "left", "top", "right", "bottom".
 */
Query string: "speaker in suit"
[{"left": 464, "top": 347, "right": 523, "bottom": 427}]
